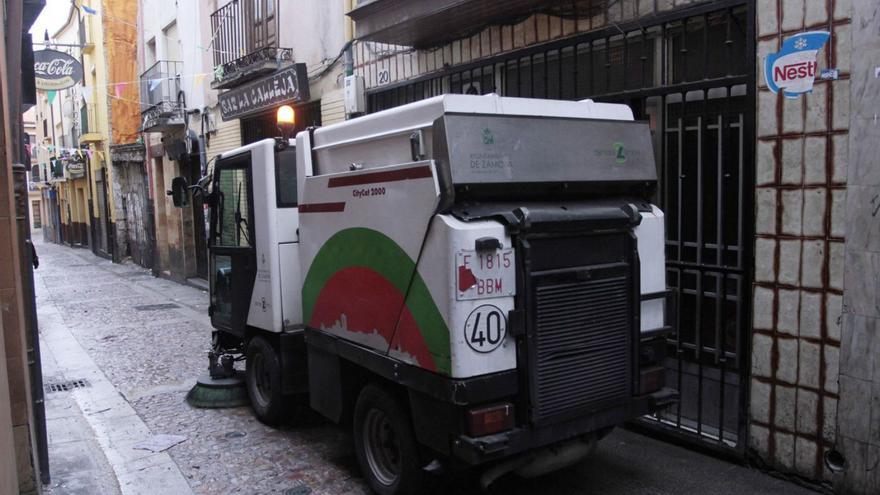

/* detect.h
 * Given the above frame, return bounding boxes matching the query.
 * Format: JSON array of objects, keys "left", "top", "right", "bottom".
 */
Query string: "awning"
[{"left": 347, "top": 0, "right": 580, "bottom": 48}]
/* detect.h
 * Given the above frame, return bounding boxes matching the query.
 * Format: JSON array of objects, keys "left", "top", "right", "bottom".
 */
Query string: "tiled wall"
[
  {"left": 751, "top": 0, "right": 850, "bottom": 483},
  {"left": 835, "top": 1, "right": 880, "bottom": 492}
]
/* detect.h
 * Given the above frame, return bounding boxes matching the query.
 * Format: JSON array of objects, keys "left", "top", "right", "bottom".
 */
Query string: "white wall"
[
  {"left": 140, "top": 0, "right": 213, "bottom": 111},
  {"left": 279, "top": 0, "right": 347, "bottom": 100}
]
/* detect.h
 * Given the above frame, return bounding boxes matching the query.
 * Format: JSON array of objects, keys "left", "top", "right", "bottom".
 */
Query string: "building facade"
[
  {"left": 22, "top": 107, "right": 41, "bottom": 231},
  {"left": 138, "top": 0, "right": 214, "bottom": 282},
  {"left": 78, "top": 0, "right": 116, "bottom": 259},
  {"left": 34, "top": 6, "right": 91, "bottom": 248},
  {"left": 101, "top": 0, "right": 147, "bottom": 267},
  {"left": 206, "top": 0, "right": 349, "bottom": 155},
  {"left": 348, "top": 0, "right": 879, "bottom": 492},
  {"left": 32, "top": 0, "right": 140, "bottom": 263},
  {"left": 1, "top": 0, "right": 48, "bottom": 492},
  {"left": 135, "top": 0, "right": 351, "bottom": 284}
]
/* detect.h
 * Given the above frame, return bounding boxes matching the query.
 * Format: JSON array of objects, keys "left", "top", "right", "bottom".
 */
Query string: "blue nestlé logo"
[{"left": 764, "top": 31, "right": 830, "bottom": 99}]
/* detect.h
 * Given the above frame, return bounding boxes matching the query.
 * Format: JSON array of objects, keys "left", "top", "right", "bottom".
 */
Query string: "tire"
[
  {"left": 353, "top": 384, "right": 424, "bottom": 495},
  {"left": 245, "top": 336, "right": 285, "bottom": 425}
]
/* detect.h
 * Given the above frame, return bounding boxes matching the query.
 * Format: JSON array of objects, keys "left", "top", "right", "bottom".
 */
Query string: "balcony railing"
[
  {"left": 78, "top": 14, "right": 94, "bottom": 52},
  {"left": 140, "top": 60, "right": 185, "bottom": 132},
  {"left": 210, "top": 0, "right": 289, "bottom": 89}
]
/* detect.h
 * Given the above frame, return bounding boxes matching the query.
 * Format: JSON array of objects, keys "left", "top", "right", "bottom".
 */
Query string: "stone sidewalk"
[{"left": 33, "top": 236, "right": 820, "bottom": 494}]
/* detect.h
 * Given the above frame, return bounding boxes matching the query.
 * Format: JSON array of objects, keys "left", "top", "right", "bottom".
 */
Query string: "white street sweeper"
[{"left": 172, "top": 94, "right": 677, "bottom": 495}]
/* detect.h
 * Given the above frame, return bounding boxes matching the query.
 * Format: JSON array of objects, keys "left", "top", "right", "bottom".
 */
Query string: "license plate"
[{"left": 456, "top": 249, "right": 516, "bottom": 300}]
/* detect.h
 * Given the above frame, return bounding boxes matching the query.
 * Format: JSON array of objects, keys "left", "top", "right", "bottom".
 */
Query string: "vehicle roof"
[{"left": 310, "top": 94, "right": 634, "bottom": 149}]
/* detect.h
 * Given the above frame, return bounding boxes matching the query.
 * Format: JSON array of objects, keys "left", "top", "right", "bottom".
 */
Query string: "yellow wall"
[{"left": 81, "top": 0, "right": 114, "bottom": 222}]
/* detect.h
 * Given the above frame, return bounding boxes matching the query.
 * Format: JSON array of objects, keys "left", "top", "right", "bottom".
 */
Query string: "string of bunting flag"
[
  {"left": 26, "top": 142, "right": 106, "bottom": 162},
  {"left": 40, "top": 72, "right": 211, "bottom": 104}
]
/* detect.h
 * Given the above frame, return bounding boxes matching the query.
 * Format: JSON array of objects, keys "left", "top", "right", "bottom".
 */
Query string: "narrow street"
[{"left": 34, "top": 236, "right": 818, "bottom": 495}]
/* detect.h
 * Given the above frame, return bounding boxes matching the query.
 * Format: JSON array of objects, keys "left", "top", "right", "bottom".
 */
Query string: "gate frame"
[{"left": 363, "top": 0, "right": 757, "bottom": 457}]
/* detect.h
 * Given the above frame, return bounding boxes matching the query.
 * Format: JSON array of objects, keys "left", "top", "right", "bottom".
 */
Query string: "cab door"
[
  {"left": 273, "top": 146, "right": 302, "bottom": 328},
  {"left": 209, "top": 152, "right": 257, "bottom": 337}
]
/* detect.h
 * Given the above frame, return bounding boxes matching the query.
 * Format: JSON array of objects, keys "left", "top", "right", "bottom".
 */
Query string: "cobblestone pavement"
[{"left": 35, "top": 237, "right": 819, "bottom": 495}]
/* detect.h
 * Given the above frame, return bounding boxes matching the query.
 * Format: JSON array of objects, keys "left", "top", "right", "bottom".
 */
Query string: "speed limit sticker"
[{"left": 464, "top": 305, "right": 507, "bottom": 353}]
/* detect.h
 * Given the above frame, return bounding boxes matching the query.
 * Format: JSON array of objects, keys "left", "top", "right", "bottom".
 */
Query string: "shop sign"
[
  {"left": 66, "top": 161, "right": 85, "bottom": 179},
  {"left": 34, "top": 49, "right": 84, "bottom": 91},
  {"left": 764, "top": 31, "right": 830, "bottom": 98},
  {"left": 51, "top": 159, "right": 64, "bottom": 178},
  {"left": 218, "top": 64, "right": 309, "bottom": 121}
]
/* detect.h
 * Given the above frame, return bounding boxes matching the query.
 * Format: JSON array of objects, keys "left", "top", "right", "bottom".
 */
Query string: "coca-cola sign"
[{"left": 33, "top": 49, "right": 83, "bottom": 91}]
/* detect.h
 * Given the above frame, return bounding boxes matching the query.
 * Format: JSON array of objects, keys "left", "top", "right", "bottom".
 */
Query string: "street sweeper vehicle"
[{"left": 172, "top": 94, "right": 677, "bottom": 494}]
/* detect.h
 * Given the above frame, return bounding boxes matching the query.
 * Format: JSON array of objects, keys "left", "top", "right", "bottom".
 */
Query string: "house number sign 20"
[{"left": 377, "top": 68, "right": 391, "bottom": 85}]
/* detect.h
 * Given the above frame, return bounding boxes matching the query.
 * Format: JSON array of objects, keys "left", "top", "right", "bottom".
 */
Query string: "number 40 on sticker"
[{"left": 464, "top": 304, "right": 507, "bottom": 353}]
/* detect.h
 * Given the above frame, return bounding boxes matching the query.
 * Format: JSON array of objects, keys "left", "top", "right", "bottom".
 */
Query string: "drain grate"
[
  {"left": 134, "top": 303, "right": 180, "bottom": 311},
  {"left": 45, "top": 379, "right": 90, "bottom": 393}
]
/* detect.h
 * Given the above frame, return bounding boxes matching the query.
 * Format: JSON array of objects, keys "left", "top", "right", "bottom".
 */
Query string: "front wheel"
[
  {"left": 245, "top": 336, "right": 285, "bottom": 425},
  {"left": 353, "top": 384, "right": 424, "bottom": 495}
]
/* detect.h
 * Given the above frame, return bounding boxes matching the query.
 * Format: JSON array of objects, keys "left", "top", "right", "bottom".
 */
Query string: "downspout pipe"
[{"left": 344, "top": 0, "right": 354, "bottom": 76}]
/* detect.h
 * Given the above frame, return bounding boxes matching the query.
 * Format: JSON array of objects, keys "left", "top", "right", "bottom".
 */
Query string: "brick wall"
[
  {"left": 751, "top": 0, "right": 850, "bottom": 483},
  {"left": 320, "top": 88, "right": 346, "bottom": 126},
  {"left": 205, "top": 110, "right": 241, "bottom": 174}
]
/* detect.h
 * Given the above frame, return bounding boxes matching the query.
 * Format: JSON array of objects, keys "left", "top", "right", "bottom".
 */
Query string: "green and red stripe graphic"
[{"left": 303, "top": 227, "right": 451, "bottom": 375}]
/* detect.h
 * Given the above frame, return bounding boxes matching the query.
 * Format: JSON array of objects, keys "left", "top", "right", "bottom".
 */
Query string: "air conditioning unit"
[{"left": 343, "top": 75, "right": 365, "bottom": 116}]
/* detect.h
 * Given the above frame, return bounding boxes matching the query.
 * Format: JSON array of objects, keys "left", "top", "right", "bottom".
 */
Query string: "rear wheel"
[
  {"left": 245, "top": 336, "right": 285, "bottom": 425},
  {"left": 353, "top": 384, "right": 424, "bottom": 495}
]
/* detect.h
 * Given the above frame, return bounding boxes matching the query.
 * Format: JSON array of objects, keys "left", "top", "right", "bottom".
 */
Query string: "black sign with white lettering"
[
  {"left": 218, "top": 64, "right": 310, "bottom": 121},
  {"left": 33, "top": 49, "right": 84, "bottom": 91}
]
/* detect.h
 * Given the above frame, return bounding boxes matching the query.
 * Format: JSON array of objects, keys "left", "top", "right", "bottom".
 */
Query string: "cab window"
[
  {"left": 275, "top": 147, "right": 297, "bottom": 208},
  {"left": 216, "top": 166, "right": 252, "bottom": 247}
]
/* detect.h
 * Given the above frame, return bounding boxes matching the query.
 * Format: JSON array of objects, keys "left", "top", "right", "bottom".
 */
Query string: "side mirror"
[{"left": 169, "top": 176, "right": 190, "bottom": 207}]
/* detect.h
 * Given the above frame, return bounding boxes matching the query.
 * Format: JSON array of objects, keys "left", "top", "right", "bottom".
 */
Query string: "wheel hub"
[{"left": 363, "top": 408, "right": 401, "bottom": 486}]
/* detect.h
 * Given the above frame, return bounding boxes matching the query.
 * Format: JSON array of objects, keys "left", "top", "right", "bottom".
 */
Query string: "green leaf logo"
[
  {"left": 612, "top": 142, "right": 626, "bottom": 164},
  {"left": 482, "top": 127, "right": 495, "bottom": 145}
]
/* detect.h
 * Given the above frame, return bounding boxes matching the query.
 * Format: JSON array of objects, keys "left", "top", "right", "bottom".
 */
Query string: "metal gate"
[
  {"left": 116, "top": 160, "right": 155, "bottom": 270},
  {"left": 364, "top": 0, "right": 755, "bottom": 454}
]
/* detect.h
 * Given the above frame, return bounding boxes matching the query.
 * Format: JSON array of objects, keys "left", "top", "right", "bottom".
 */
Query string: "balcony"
[
  {"left": 210, "top": 0, "right": 292, "bottom": 89},
  {"left": 211, "top": 46, "right": 293, "bottom": 90},
  {"left": 348, "top": 0, "right": 579, "bottom": 48},
  {"left": 140, "top": 60, "right": 185, "bottom": 132},
  {"left": 79, "top": 94, "right": 103, "bottom": 143},
  {"left": 79, "top": 14, "right": 95, "bottom": 54}
]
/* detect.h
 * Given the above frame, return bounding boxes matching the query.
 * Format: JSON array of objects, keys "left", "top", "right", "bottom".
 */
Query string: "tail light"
[
  {"left": 639, "top": 366, "right": 665, "bottom": 395},
  {"left": 466, "top": 403, "right": 515, "bottom": 437},
  {"left": 639, "top": 336, "right": 667, "bottom": 394}
]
